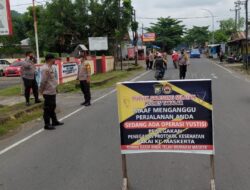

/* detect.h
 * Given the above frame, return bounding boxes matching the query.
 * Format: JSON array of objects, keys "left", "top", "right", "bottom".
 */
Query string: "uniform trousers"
[
  {"left": 149, "top": 61, "right": 154, "bottom": 69},
  {"left": 43, "top": 94, "right": 58, "bottom": 125},
  {"left": 80, "top": 80, "right": 91, "bottom": 103},
  {"left": 23, "top": 78, "right": 39, "bottom": 103},
  {"left": 179, "top": 65, "right": 187, "bottom": 79}
]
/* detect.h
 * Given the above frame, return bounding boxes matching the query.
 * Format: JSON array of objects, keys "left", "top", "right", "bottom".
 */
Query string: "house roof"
[{"left": 228, "top": 31, "right": 249, "bottom": 43}]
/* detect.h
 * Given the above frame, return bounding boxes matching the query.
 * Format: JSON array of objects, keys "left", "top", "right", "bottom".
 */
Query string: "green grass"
[
  {"left": 0, "top": 109, "right": 42, "bottom": 136},
  {"left": 58, "top": 67, "right": 143, "bottom": 92},
  {"left": 0, "top": 66, "right": 143, "bottom": 137},
  {"left": 0, "top": 67, "right": 143, "bottom": 96},
  {"left": 0, "top": 85, "right": 21, "bottom": 97},
  {"left": 0, "top": 102, "right": 27, "bottom": 114}
]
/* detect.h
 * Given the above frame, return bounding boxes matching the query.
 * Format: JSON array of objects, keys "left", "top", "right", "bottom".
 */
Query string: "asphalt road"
[
  {"left": 0, "top": 76, "right": 21, "bottom": 90},
  {"left": 1, "top": 57, "right": 250, "bottom": 190}
]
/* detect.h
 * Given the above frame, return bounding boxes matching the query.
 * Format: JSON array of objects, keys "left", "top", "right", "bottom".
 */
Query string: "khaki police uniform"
[
  {"left": 21, "top": 59, "right": 39, "bottom": 104},
  {"left": 77, "top": 61, "right": 91, "bottom": 105},
  {"left": 40, "top": 64, "right": 59, "bottom": 126},
  {"left": 179, "top": 53, "right": 189, "bottom": 79}
]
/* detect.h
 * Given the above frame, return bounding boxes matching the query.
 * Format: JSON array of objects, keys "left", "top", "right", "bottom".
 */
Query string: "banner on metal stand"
[{"left": 116, "top": 79, "right": 215, "bottom": 190}]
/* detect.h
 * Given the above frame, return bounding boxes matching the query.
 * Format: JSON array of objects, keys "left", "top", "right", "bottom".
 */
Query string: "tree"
[
  {"left": 146, "top": 17, "right": 185, "bottom": 52},
  {"left": 212, "top": 17, "right": 245, "bottom": 44},
  {"left": 39, "top": 0, "right": 78, "bottom": 54},
  {"left": 183, "top": 26, "right": 209, "bottom": 47},
  {"left": 1, "top": 0, "right": 134, "bottom": 56},
  {"left": 219, "top": 18, "right": 236, "bottom": 36},
  {"left": 214, "top": 30, "right": 228, "bottom": 43}
]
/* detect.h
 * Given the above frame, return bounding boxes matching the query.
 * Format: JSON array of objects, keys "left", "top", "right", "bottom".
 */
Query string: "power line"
[
  {"left": 12, "top": 0, "right": 50, "bottom": 7},
  {"left": 136, "top": 16, "right": 219, "bottom": 20}
]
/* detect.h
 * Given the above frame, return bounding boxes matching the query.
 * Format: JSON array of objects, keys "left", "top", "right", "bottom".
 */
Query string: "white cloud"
[
  {"left": 10, "top": 0, "right": 237, "bottom": 32},
  {"left": 132, "top": 0, "right": 236, "bottom": 32}
]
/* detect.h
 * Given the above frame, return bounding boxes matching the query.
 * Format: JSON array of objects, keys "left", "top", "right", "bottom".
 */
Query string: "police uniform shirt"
[
  {"left": 40, "top": 64, "right": 58, "bottom": 95},
  {"left": 21, "top": 60, "right": 36, "bottom": 80},
  {"left": 78, "top": 62, "right": 91, "bottom": 81}
]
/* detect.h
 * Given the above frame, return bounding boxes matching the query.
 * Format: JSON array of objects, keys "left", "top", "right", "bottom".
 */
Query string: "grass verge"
[
  {"left": 0, "top": 66, "right": 143, "bottom": 137},
  {"left": 0, "top": 85, "right": 21, "bottom": 97},
  {"left": 0, "top": 67, "right": 143, "bottom": 95},
  {"left": 0, "top": 109, "right": 42, "bottom": 137},
  {"left": 58, "top": 66, "right": 143, "bottom": 93},
  {"left": 226, "top": 64, "right": 250, "bottom": 75}
]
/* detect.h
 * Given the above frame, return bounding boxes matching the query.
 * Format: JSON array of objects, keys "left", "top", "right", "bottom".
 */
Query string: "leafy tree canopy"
[{"left": 146, "top": 17, "right": 185, "bottom": 52}]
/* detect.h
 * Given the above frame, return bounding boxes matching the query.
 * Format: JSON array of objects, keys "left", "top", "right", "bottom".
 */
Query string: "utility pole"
[
  {"left": 230, "top": 7, "right": 238, "bottom": 31},
  {"left": 133, "top": 9, "right": 138, "bottom": 66},
  {"left": 118, "top": 0, "right": 123, "bottom": 70},
  {"left": 233, "top": 0, "right": 248, "bottom": 69},
  {"left": 32, "top": 0, "right": 40, "bottom": 64},
  {"left": 245, "top": 0, "right": 249, "bottom": 70}
]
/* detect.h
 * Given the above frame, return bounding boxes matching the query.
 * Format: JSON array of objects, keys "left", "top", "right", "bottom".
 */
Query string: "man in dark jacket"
[
  {"left": 21, "top": 51, "right": 41, "bottom": 106},
  {"left": 154, "top": 53, "right": 165, "bottom": 80}
]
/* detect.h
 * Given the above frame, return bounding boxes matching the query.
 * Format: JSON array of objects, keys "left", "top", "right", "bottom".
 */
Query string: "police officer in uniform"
[
  {"left": 77, "top": 56, "right": 91, "bottom": 106},
  {"left": 179, "top": 49, "right": 189, "bottom": 79},
  {"left": 40, "top": 54, "right": 63, "bottom": 130},
  {"left": 21, "top": 51, "right": 41, "bottom": 106}
]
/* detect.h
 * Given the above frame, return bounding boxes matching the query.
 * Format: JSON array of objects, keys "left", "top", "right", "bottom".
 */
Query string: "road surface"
[
  {"left": 0, "top": 57, "right": 250, "bottom": 190},
  {"left": 0, "top": 77, "right": 21, "bottom": 90}
]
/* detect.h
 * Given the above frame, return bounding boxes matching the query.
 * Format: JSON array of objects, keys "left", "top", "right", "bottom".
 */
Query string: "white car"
[{"left": 0, "top": 59, "right": 11, "bottom": 76}]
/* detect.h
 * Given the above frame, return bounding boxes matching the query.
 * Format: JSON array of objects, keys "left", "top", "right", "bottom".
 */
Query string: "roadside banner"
[
  {"left": 0, "top": 0, "right": 12, "bottom": 35},
  {"left": 89, "top": 37, "right": 108, "bottom": 51},
  {"left": 142, "top": 33, "right": 156, "bottom": 42},
  {"left": 62, "top": 62, "right": 78, "bottom": 77},
  {"left": 127, "top": 47, "right": 135, "bottom": 59},
  {"left": 117, "top": 79, "right": 214, "bottom": 155}
]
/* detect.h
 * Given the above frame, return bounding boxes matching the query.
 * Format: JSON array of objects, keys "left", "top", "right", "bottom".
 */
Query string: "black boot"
[
  {"left": 52, "top": 121, "right": 64, "bottom": 126},
  {"left": 84, "top": 102, "right": 91, "bottom": 106},
  {"left": 44, "top": 125, "right": 56, "bottom": 130}
]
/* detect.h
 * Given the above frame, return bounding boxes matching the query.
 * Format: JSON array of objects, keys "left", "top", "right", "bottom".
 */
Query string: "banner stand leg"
[
  {"left": 210, "top": 155, "right": 216, "bottom": 190},
  {"left": 121, "top": 154, "right": 128, "bottom": 190}
]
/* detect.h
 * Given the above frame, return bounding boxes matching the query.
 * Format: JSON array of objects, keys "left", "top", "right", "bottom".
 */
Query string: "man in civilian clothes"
[
  {"left": 20, "top": 51, "right": 41, "bottom": 106},
  {"left": 171, "top": 50, "right": 179, "bottom": 69},
  {"left": 40, "top": 54, "right": 63, "bottom": 130},
  {"left": 77, "top": 56, "right": 91, "bottom": 106}
]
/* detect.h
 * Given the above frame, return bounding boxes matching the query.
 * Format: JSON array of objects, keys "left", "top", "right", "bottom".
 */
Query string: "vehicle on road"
[
  {"left": 0, "top": 59, "right": 11, "bottom": 76},
  {"left": 190, "top": 49, "right": 201, "bottom": 58},
  {"left": 5, "top": 61, "right": 25, "bottom": 77}
]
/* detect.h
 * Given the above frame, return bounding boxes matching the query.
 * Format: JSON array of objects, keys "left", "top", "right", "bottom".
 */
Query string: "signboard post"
[
  {"left": 117, "top": 79, "right": 215, "bottom": 190},
  {"left": 0, "top": 0, "right": 12, "bottom": 36}
]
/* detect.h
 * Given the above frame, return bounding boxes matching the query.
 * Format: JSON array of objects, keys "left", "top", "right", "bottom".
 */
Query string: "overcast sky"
[{"left": 11, "top": 0, "right": 238, "bottom": 32}]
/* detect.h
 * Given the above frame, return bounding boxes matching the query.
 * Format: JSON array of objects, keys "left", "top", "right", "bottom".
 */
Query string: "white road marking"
[
  {"left": 0, "top": 129, "right": 44, "bottom": 155},
  {"left": 0, "top": 70, "right": 151, "bottom": 156},
  {"left": 213, "top": 63, "right": 233, "bottom": 74},
  {"left": 58, "top": 89, "right": 116, "bottom": 121},
  {"left": 245, "top": 78, "right": 250, "bottom": 83},
  {"left": 212, "top": 62, "right": 249, "bottom": 82},
  {"left": 211, "top": 73, "right": 218, "bottom": 79}
]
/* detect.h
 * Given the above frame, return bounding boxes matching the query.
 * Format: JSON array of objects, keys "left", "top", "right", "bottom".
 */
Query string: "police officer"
[
  {"left": 179, "top": 49, "right": 189, "bottom": 79},
  {"left": 21, "top": 51, "right": 41, "bottom": 106},
  {"left": 40, "top": 54, "right": 63, "bottom": 130},
  {"left": 77, "top": 56, "right": 91, "bottom": 106}
]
